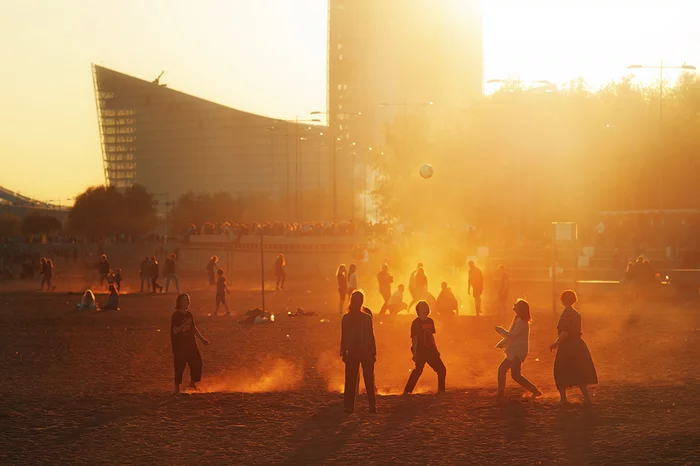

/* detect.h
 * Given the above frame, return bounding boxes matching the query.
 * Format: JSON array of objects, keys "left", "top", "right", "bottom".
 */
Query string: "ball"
[{"left": 419, "top": 164, "right": 434, "bottom": 179}]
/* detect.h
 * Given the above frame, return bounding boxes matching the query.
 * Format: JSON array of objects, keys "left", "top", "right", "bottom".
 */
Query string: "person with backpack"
[{"left": 403, "top": 300, "right": 447, "bottom": 394}]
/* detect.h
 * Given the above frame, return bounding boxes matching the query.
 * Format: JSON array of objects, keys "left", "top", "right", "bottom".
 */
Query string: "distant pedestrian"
[
  {"left": 140, "top": 257, "right": 151, "bottom": 292},
  {"left": 336, "top": 264, "right": 348, "bottom": 314},
  {"left": 376, "top": 263, "right": 393, "bottom": 315},
  {"left": 494, "top": 264, "right": 509, "bottom": 315},
  {"left": 275, "top": 254, "right": 286, "bottom": 290},
  {"left": 468, "top": 260, "right": 484, "bottom": 316},
  {"left": 99, "top": 254, "right": 110, "bottom": 289},
  {"left": 39, "top": 257, "right": 48, "bottom": 290},
  {"left": 495, "top": 299, "right": 541, "bottom": 399},
  {"left": 114, "top": 267, "right": 122, "bottom": 292},
  {"left": 150, "top": 257, "right": 163, "bottom": 293},
  {"left": 403, "top": 301, "right": 447, "bottom": 394},
  {"left": 207, "top": 256, "right": 219, "bottom": 286},
  {"left": 171, "top": 293, "right": 210, "bottom": 394},
  {"left": 347, "top": 263, "right": 358, "bottom": 297},
  {"left": 164, "top": 254, "right": 180, "bottom": 292},
  {"left": 550, "top": 290, "right": 598, "bottom": 405},
  {"left": 102, "top": 284, "right": 120, "bottom": 310},
  {"left": 340, "top": 290, "right": 377, "bottom": 414},
  {"left": 214, "top": 268, "right": 230, "bottom": 316}
]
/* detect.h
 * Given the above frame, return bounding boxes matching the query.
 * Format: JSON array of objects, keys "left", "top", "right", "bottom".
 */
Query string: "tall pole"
[
  {"left": 331, "top": 123, "right": 337, "bottom": 222},
  {"left": 260, "top": 232, "right": 265, "bottom": 312},
  {"left": 286, "top": 130, "right": 291, "bottom": 222},
  {"left": 659, "top": 60, "right": 665, "bottom": 242},
  {"left": 296, "top": 116, "right": 300, "bottom": 222}
]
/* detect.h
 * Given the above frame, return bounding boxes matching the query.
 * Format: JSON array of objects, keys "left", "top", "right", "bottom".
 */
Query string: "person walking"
[
  {"left": 99, "top": 254, "right": 110, "bottom": 289},
  {"left": 44, "top": 259, "right": 55, "bottom": 291},
  {"left": 495, "top": 299, "right": 541, "bottom": 399},
  {"left": 164, "top": 254, "right": 180, "bottom": 292},
  {"left": 336, "top": 264, "right": 348, "bottom": 314},
  {"left": 171, "top": 293, "right": 210, "bottom": 394},
  {"left": 275, "top": 254, "right": 286, "bottom": 290},
  {"left": 213, "top": 268, "right": 231, "bottom": 316},
  {"left": 150, "top": 256, "right": 163, "bottom": 293},
  {"left": 376, "top": 263, "right": 394, "bottom": 316},
  {"left": 340, "top": 290, "right": 377, "bottom": 414},
  {"left": 139, "top": 256, "right": 151, "bottom": 292},
  {"left": 550, "top": 290, "right": 598, "bottom": 405},
  {"left": 468, "top": 260, "right": 484, "bottom": 316},
  {"left": 403, "top": 301, "right": 447, "bottom": 394},
  {"left": 206, "top": 256, "right": 219, "bottom": 286}
]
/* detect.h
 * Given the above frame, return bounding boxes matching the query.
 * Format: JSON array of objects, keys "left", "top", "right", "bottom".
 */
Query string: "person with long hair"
[
  {"left": 550, "top": 290, "right": 598, "bottom": 405},
  {"left": 403, "top": 301, "right": 447, "bottom": 394},
  {"left": 495, "top": 299, "right": 541, "bottom": 399},
  {"left": 340, "top": 290, "right": 377, "bottom": 414},
  {"left": 171, "top": 293, "right": 209, "bottom": 394},
  {"left": 336, "top": 264, "right": 348, "bottom": 314},
  {"left": 275, "top": 254, "right": 286, "bottom": 290}
]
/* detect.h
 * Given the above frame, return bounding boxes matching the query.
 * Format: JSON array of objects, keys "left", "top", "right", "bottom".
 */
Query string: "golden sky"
[{"left": 0, "top": 0, "right": 698, "bottom": 203}]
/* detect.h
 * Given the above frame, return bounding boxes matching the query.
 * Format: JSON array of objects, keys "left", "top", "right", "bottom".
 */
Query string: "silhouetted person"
[
  {"left": 436, "top": 282, "right": 458, "bottom": 317},
  {"left": 39, "top": 257, "right": 48, "bottom": 290},
  {"left": 495, "top": 264, "right": 509, "bottom": 315},
  {"left": 140, "top": 257, "right": 151, "bottom": 292},
  {"left": 376, "top": 263, "right": 393, "bottom": 315},
  {"left": 340, "top": 290, "right": 377, "bottom": 414},
  {"left": 385, "top": 284, "right": 408, "bottom": 316},
  {"left": 408, "top": 267, "right": 429, "bottom": 311},
  {"left": 99, "top": 254, "right": 110, "bottom": 289},
  {"left": 408, "top": 262, "right": 424, "bottom": 303},
  {"left": 495, "top": 299, "right": 541, "bottom": 399},
  {"left": 113, "top": 267, "right": 122, "bottom": 292},
  {"left": 550, "top": 290, "right": 598, "bottom": 405},
  {"left": 102, "top": 284, "right": 120, "bottom": 310},
  {"left": 347, "top": 263, "right": 358, "bottom": 297},
  {"left": 164, "top": 254, "right": 179, "bottom": 292},
  {"left": 43, "top": 258, "right": 55, "bottom": 291},
  {"left": 207, "top": 256, "right": 219, "bottom": 286},
  {"left": 171, "top": 293, "right": 209, "bottom": 394},
  {"left": 468, "top": 260, "right": 484, "bottom": 316},
  {"left": 213, "top": 268, "right": 230, "bottom": 316},
  {"left": 150, "top": 257, "right": 163, "bottom": 293},
  {"left": 336, "top": 264, "right": 348, "bottom": 314},
  {"left": 403, "top": 301, "right": 447, "bottom": 394},
  {"left": 275, "top": 254, "right": 286, "bottom": 290}
]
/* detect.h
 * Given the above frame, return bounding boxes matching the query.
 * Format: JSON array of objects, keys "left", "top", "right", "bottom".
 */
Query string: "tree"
[
  {"left": 21, "top": 212, "right": 62, "bottom": 236},
  {"left": 171, "top": 191, "right": 246, "bottom": 234},
  {"left": 372, "top": 74, "right": 700, "bottom": 239},
  {"left": 67, "top": 184, "right": 157, "bottom": 237}
]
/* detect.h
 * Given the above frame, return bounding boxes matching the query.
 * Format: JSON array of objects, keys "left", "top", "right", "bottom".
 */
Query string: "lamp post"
[
  {"left": 310, "top": 110, "right": 362, "bottom": 223},
  {"left": 627, "top": 62, "right": 696, "bottom": 241}
]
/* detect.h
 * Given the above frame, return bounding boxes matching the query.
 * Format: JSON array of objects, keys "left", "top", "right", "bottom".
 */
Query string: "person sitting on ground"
[
  {"left": 102, "top": 284, "right": 120, "bottom": 310},
  {"left": 436, "top": 282, "right": 459, "bottom": 317},
  {"left": 383, "top": 284, "right": 408, "bottom": 316},
  {"left": 76, "top": 290, "right": 98, "bottom": 311}
]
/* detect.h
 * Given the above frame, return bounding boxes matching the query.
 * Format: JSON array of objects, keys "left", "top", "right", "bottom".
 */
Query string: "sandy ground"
[{"left": 1, "top": 274, "right": 700, "bottom": 465}]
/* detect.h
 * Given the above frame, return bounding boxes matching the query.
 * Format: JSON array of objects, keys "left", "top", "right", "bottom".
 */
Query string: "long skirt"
[{"left": 554, "top": 337, "right": 598, "bottom": 389}]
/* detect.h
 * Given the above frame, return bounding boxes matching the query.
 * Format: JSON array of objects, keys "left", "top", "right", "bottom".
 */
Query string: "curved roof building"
[{"left": 92, "top": 65, "right": 327, "bottom": 221}]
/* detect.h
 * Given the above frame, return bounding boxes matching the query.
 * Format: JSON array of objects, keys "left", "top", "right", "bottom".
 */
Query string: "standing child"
[
  {"left": 403, "top": 301, "right": 447, "bottom": 394},
  {"left": 214, "top": 268, "right": 231, "bottom": 316},
  {"left": 171, "top": 293, "right": 210, "bottom": 394},
  {"left": 494, "top": 299, "right": 541, "bottom": 399}
]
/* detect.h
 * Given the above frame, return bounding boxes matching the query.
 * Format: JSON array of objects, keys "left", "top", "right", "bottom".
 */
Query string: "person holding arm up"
[
  {"left": 172, "top": 293, "right": 210, "bottom": 394},
  {"left": 495, "top": 299, "right": 541, "bottom": 399}
]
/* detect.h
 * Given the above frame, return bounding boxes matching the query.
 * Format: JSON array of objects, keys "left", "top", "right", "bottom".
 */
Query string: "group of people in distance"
[
  {"left": 140, "top": 254, "right": 179, "bottom": 293},
  {"left": 335, "top": 261, "right": 493, "bottom": 319},
  {"left": 339, "top": 288, "right": 597, "bottom": 413}
]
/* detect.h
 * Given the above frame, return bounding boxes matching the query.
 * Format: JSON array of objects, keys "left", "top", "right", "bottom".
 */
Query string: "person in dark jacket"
[
  {"left": 140, "top": 257, "right": 151, "bottom": 292},
  {"left": 436, "top": 282, "right": 458, "bottom": 317},
  {"left": 376, "top": 263, "right": 393, "bottom": 316},
  {"left": 164, "top": 254, "right": 179, "bottom": 292},
  {"left": 98, "top": 254, "right": 110, "bottom": 289},
  {"left": 150, "top": 257, "right": 163, "bottom": 293},
  {"left": 340, "top": 290, "right": 377, "bottom": 414}
]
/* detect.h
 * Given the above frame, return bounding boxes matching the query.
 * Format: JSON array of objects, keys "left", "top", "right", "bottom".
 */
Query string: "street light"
[
  {"left": 310, "top": 110, "right": 362, "bottom": 222},
  {"left": 626, "top": 61, "right": 696, "bottom": 233}
]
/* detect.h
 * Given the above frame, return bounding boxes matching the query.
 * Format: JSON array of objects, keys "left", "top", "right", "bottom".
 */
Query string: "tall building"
[
  {"left": 328, "top": 0, "right": 483, "bottom": 219},
  {"left": 92, "top": 65, "right": 327, "bottom": 221}
]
